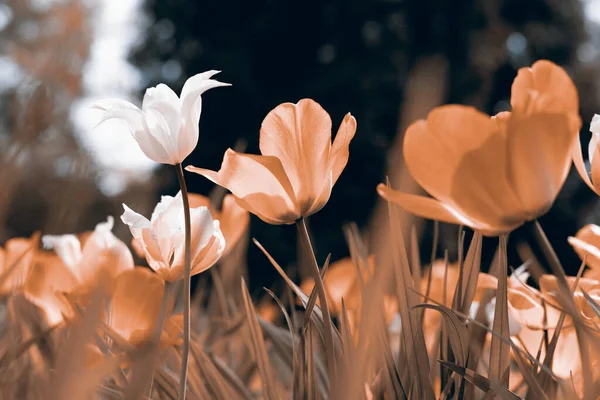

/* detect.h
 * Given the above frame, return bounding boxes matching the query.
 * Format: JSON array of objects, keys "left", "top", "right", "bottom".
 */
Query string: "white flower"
[
  {"left": 43, "top": 216, "right": 134, "bottom": 289},
  {"left": 93, "top": 70, "right": 230, "bottom": 165},
  {"left": 121, "top": 192, "right": 225, "bottom": 281}
]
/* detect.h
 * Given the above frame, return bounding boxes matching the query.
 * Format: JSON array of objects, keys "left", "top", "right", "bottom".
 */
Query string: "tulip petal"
[
  {"left": 403, "top": 105, "right": 524, "bottom": 232},
  {"left": 142, "top": 84, "right": 180, "bottom": 108},
  {"left": 42, "top": 234, "right": 82, "bottom": 270},
  {"left": 171, "top": 206, "right": 214, "bottom": 276},
  {"left": 110, "top": 268, "right": 164, "bottom": 344},
  {"left": 190, "top": 220, "right": 226, "bottom": 276},
  {"left": 186, "top": 149, "right": 301, "bottom": 223},
  {"left": 259, "top": 99, "right": 332, "bottom": 214},
  {"left": 143, "top": 99, "right": 183, "bottom": 163},
  {"left": 121, "top": 204, "right": 151, "bottom": 240},
  {"left": 377, "top": 184, "right": 494, "bottom": 232},
  {"left": 506, "top": 112, "right": 576, "bottom": 218},
  {"left": 510, "top": 60, "right": 579, "bottom": 117},
  {"left": 329, "top": 113, "right": 357, "bottom": 185},
  {"left": 95, "top": 100, "right": 173, "bottom": 164},
  {"left": 78, "top": 217, "right": 134, "bottom": 287},
  {"left": 219, "top": 194, "right": 250, "bottom": 256}
]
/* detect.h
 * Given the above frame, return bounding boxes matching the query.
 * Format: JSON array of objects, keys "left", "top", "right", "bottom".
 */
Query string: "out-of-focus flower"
[
  {"left": 93, "top": 71, "right": 230, "bottom": 165},
  {"left": 514, "top": 274, "right": 600, "bottom": 393},
  {"left": 572, "top": 114, "right": 600, "bottom": 196},
  {"left": 42, "top": 216, "right": 134, "bottom": 292},
  {"left": 187, "top": 99, "right": 357, "bottom": 224},
  {"left": 300, "top": 255, "right": 374, "bottom": 315},
  {"left": 568, "top": 224, "right": 600, "bottom": 280},
  {"left": 24, "top": 251, "right": 78, "bottom": 326},
  {"left": 378, "top": 60, "right": 581, "bottom": 236},
  {"left": 0, "top": 236, "right": 36, "bottom": 295},
  {"left": 121, "top": 192, "right": 225, "bottom": 281}
]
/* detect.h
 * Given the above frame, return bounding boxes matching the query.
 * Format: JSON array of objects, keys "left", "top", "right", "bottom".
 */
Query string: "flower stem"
[
  {"left": 175, "top": 163, "right": 192, "bottom": 400},
  {"left": 295, "top": 217, "right": 337, "bottom": 394}
]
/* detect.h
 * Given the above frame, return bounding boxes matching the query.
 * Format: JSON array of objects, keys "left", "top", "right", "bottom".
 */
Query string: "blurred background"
[{"left": 2, "top": 0, "right": 600, "bottom": 294}]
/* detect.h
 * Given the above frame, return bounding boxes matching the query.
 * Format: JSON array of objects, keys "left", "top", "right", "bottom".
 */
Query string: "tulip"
[
  {"left": 186, "top": 98, "right": 357, "bottom": 224},
  {"left": 42, "top": 216, "right": 134, "bottom": 292},
  {"left": 568, "top": 224, "right": 600, "bottom": 280},
  {"left": 93, "top": 70, "right": 230, "bottom": 165},
  {"left": 121, "top": 192, "right": 225, "bottom": 281},
  {"left": 300, "top": 255, "right": 375, "bottom": 314},
  {"left": 24, "top": 251, "right": 78, "bottom": 326},
  {"left": 131, "top": 193, "right": 248, "bottom": 259},
  {"left": 378, "top": 60, "right": 581, "bottom": 236}
]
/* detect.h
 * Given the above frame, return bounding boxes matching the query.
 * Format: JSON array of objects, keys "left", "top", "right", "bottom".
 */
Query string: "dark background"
[{"left": 3, "top": 0, "right": 600, "bottom": 295}]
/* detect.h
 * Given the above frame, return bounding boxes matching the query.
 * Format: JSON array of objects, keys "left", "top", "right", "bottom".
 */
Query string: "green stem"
[
  {"left": 295, "top": 217, "right": 337, "bottom": 394},
  {"left": 176, "top": 164, "right": 192, "bottom": 400}
]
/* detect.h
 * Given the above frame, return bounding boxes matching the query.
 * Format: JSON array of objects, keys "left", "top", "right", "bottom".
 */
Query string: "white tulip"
[
  {"left": 93, "top": 70, "right": 230, "bottom": 165},
  {"left": 121, "top": 192, "right": 225, "bottom": 281}
]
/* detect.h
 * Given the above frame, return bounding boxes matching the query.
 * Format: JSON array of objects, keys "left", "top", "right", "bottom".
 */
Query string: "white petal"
[
  {"left": 143, "top": 100, "right": 183, "bottom": 163},
  {"left": 142, "top": 84, "right": 180, "bottom": 109},
  {"left": 42, "top": 234, "right": 82, "bottom": 270},
  {"left": 92, "top": 98, "right": 139, "bottom": 112},
  {"left": 589, "top": 132, "right": 599, "bottom": 165},
  {"left": 180, "top": 71, "right": 231, "bottom": 159},
  {"left": 121, "top": 204, "right": 151, "bottom": 240},
  {"left": 590, "top": 114, "right": 600, "bottom": 135}
]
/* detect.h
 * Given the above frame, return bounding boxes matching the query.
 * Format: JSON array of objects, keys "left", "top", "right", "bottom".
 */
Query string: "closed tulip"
[
  {"left": 378, "top": 60, "right": 581, "bottom": 236},
  {"left": 93, "top": 70, "right": 230, "bottom": 165},
  {"left": 121, "top": 192, "right": 225, "bottom": 281},
  {"left": 186, "top": 99, "right": 357, "bottom": 224}
]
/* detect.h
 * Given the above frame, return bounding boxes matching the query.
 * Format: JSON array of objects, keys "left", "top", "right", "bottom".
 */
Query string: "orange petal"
[
  {"left": 510, "top": 60, "right": 579, "bottom": 118},
  {"left": 507, "top": 288, "right": 545, "bottom": 329},
  {"left": 377, "top": 184, "right": 490, "bottom": 232},
  {"left": 219, "top": 194, "right": 250, "bottom": 256},
  {"left": 569, "top": 224, "right": 600, "bottom": 271},
  {"left": 187, "top": 149, "right": 301, "bottom": 224},
  {"left": 403, "top": 105, "right": 524, "bottom": 232},
  {"left": 110, "top": 268, "right": 164, "bottom": 344},
  {"left": 329, "top": 113, "right": 357, "bottom": 185},
  {"left": 505, "top": 112, "right": 577, "bottom": 219},
  {"left": 259, "top": 99, "right": 332, "bottom": 214}
]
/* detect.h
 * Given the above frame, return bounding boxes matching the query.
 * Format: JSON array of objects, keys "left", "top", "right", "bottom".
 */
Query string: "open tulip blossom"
[
  {"left": 187, "top": 98, "right": 357, "bottom": 224},
  {"left": 93, "top": 70, "right": 230, "bottom": 165},
  {"left": 378, "top": 60, "right": 581, "bottom": 236},
  {"left": 121, "top": 192, "right": 225, "bottom": 282}
]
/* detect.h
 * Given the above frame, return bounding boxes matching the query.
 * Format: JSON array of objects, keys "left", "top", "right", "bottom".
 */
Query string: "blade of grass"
[
  {"left": 438, "top": 360, "right": 520, "bottom": 400},
  {"left": 488, "top": 234, "right": 510, "bottom": 385},
  {"left": 240, "top": 277, "right": 279, "bottom": 400},
  {"left": 296, "top": 218, "right": 337, "bottom": 392},
  {"left": 386, "top": 190, "right": 435, "bottom": 399}
]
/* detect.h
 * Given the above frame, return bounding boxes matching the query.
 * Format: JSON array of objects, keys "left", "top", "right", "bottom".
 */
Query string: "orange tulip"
[
  {"left": 186, "top": 99, "right": 357, "bottom": 224},
  {"left": 300, "top": 255, "right": 374, "bottom": 314},
  {"left": 42, "top": 216, "right": 134, "bottom": 292},
  {"left": 378, "top": 60, "right": 581, "bottom": 236},
  {"left": 568, "top": 224, "right": 600, "bottom": 280},
  {"left": 24, "top": 251, "right": 78, "bottom": 326}
]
